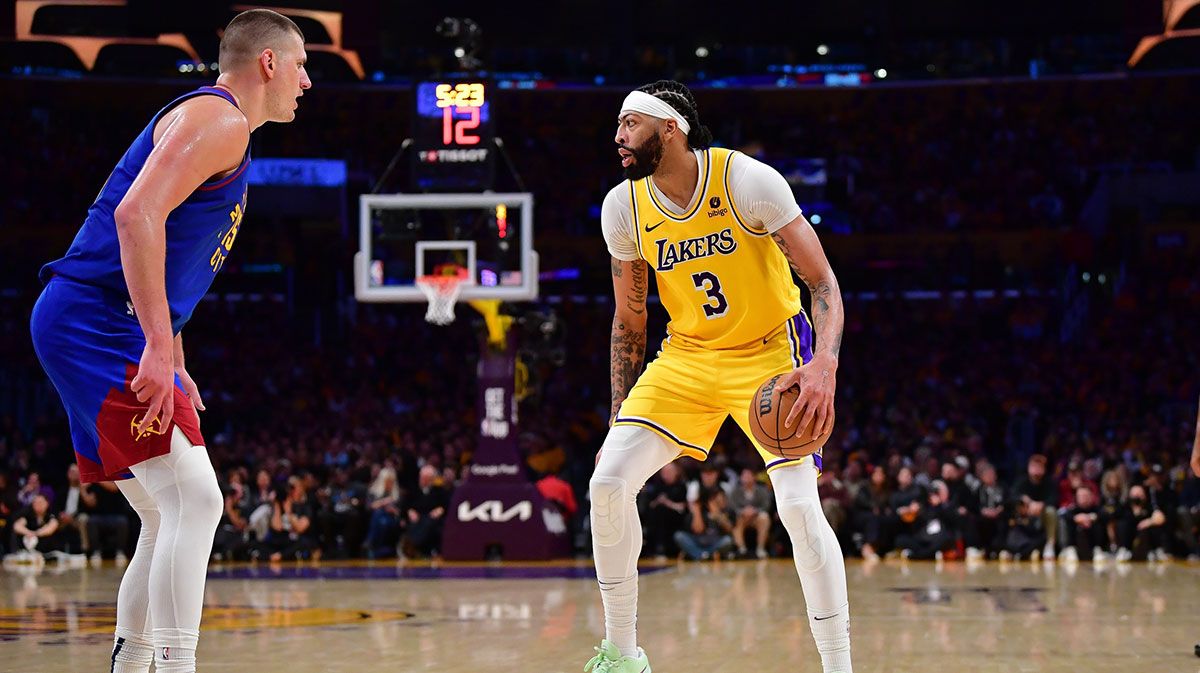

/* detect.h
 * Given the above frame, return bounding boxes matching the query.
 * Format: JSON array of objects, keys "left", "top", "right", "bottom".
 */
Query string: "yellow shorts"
[{"left": 613, "top": 315, "right": 822, "bottom": 475}]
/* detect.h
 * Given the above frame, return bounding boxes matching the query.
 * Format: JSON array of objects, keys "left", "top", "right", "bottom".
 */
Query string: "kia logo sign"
[{"left": 458, "top": 500, "right": 533, "bottom": 523}]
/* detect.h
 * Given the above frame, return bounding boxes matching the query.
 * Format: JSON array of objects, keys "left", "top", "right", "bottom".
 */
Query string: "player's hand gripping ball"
[{"left": 748, "top": 373, "right": 831, "bottom": 459}]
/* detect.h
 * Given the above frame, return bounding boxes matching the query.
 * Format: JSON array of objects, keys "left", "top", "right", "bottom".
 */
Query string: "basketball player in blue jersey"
[
  {"left": 29, "top": 10, "right": 309, "bottom": 673},
  {"left": 584, "top": 81, "right": 852, "bottom": 673}
]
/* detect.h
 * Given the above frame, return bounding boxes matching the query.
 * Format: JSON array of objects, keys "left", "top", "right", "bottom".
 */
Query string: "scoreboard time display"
[{"left": 412, "top": 80, "right": 496, "bottom": 191}]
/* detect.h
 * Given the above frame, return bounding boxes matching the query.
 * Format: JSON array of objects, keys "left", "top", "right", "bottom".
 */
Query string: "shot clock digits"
[
  {"left": 435, "top": 82, "right": 485, "bottom": 145},
  {"left": 412, "top": 80, "right": 496, "bottom": 190}
]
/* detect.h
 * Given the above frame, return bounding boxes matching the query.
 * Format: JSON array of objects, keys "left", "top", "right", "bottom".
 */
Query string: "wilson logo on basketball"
[{"left": 757, "top": 376, "right": 779, "bottom": 417}]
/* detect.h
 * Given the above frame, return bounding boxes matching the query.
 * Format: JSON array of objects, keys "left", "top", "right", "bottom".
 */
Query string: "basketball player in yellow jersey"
[{"left": 585, "top": 80, "right": 851, "bottom": 673}]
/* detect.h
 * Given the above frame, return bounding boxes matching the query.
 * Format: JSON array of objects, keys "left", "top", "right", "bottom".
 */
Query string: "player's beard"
[{"left": 622, "top": 132, "right": 664, "bottom": 181}]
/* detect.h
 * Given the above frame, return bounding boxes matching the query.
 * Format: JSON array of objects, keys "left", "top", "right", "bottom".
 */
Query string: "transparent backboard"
[{"left": 354, "top": 192, "right": 538, "bottom": 302}]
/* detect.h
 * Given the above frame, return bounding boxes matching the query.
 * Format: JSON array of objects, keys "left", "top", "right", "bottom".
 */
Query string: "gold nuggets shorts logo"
[{"left": 131, "top": 414, "right": 165, "bottom": 441}]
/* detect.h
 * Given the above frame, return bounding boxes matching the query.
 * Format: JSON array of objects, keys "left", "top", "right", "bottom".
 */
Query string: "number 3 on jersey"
[{"left": 691, "top": 271, "right": 729, "bottom": 319}]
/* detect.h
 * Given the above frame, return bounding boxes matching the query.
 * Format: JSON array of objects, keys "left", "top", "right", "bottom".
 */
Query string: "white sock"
[
  {"left": 809, "top": 604, "right": 853, "bottom": 673},
  {"left": 110, "top": 634, "right": 153, "bottom": 673},
  {"left": 590, "top": 426, "right": 678, "bottom": 658},
  {"left": 155, "top": 646, "right": 196, "bottom": 673},
  {"left": 598, "top": 574, "right": 639, "bottom": 657}
]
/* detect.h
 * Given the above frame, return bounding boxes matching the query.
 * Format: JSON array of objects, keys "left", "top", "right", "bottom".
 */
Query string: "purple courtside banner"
[{"left": 442, "top": 336, "right": 571, "bottom": 560}]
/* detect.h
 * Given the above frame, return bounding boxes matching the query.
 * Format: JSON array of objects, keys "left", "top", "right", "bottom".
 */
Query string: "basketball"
[{"left": 748, "top": 373, "right": 830, "bottom": 459}]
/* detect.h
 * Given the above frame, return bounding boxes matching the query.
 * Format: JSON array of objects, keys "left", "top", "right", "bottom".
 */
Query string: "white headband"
[{"left": 620, "top": 90, "right": 691, "bottom": 135}]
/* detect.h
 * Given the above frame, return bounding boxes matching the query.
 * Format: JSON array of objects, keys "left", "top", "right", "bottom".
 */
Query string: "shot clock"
[{"left": 412, "top": 80, "right": 496, "bottom": 191}]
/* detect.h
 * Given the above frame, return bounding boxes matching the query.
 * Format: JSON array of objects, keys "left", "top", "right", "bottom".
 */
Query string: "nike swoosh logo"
[
  {"left": 645, "top": 220, "right": 666, "bottom": 232},
  {"left": 813, "top": 615, "right": 836, "bottom": 620}
]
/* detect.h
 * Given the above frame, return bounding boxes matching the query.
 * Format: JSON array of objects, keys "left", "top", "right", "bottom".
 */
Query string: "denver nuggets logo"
[{"left": 131, "top": 414, "right": 165, "bottom": 441}]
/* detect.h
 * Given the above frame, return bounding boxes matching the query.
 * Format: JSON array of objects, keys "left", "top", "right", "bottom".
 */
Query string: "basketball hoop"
[{"left": 416, "top": 265, "right": 470, "bottom": 325}]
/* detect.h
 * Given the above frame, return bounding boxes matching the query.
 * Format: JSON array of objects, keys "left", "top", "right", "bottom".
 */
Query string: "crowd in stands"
[
  {"left": 2, "top": 74, "right": 1198, "bottom": 280},
  {"left": 1, "top": 255, "right": 1195, "bottom": 563}
]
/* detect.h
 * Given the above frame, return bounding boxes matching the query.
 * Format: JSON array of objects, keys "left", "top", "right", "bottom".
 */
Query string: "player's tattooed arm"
[
  {"left": 770, "top": 214, "right": 844, "bottom": 435},
  {"left": 771, "top": 219, "right": 843, "bottom": 359},
  {"left": 627, "top": 257, "right": 648, "bottom": 315},
  {"left": 610, "top": 257, "right": 649, "bottom": 422}
]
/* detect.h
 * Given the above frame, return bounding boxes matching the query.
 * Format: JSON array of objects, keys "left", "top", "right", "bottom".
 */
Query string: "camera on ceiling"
[{"left": 435, "top": 17, "right": 483, "bottom": 71}]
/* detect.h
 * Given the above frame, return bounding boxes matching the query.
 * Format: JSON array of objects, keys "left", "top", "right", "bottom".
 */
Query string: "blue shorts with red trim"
[{"left": 30, "top": 277, "right": 204, "bottom": 484}]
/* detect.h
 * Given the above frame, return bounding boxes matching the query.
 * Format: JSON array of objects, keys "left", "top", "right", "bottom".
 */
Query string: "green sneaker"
[{"left": 583, "top": 639, "right": 651, "bottom": 673}]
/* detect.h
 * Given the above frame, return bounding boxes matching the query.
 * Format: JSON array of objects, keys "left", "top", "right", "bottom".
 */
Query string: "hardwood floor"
[{"left": 1, "top": 557, "right": 1197, "bottom": 672}]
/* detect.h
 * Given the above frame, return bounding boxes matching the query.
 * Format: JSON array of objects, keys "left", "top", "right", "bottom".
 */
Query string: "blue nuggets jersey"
[
  {"left": 39, "top": 86, "right": 249, "bottom": 335},
  {"left": 31, "top": 86, "right": 248, "bottom": 482}
]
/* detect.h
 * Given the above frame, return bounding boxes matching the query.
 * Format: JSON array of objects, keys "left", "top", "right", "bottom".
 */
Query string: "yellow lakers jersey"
[{"left": 628, "top": 148, "right": 804, "bottom": 349}]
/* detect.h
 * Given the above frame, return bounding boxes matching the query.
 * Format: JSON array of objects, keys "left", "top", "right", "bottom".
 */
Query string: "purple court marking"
[{"left": 208, "top": 564, "right": 673, "bottom": 581}]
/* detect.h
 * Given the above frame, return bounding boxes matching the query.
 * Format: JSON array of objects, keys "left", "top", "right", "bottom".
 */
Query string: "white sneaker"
[
  {"left": 1093, "top": 547, "right": 1111, "bottom": 562},
  {"left": 1060, "top": 546, "right": 1078, "bottom": 563},
  {"left": 1115, "top": 548, "right": 1133, "bottom": 563},
  {"left": 900, "top": 548, "right": 912, "bottom": 560},
  {"left": 998, "top": 550, "right": 1014, "bottom": 562},
  {"left": 90, "top": 551, "right": 102, "bottom": 566},
  {"left": 1030, "top": 549, "right": 1041, "bottom": 563},
  {"left": 115, "top": 551, "right": 128, "bottom": 566},
  {"left": 934, "top": 551, "right": 944, "bottom": 562},
  {"left": 966, "top": 547, "right": 984, "bottom": 561},
  {"left": 1042, "top": 544, "right": 1056, "bottom": 561}
]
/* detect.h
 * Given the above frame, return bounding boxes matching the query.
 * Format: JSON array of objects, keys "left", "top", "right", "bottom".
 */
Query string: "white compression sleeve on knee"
[
  {"left": 770, "top": 462, "right": 853, "bottom": 673},
  {"left": 591, "top": 426, "right": 679, "bottom": 577},
  {"left": 129, "top": 427, "right": 223, "bottom": 661},
  {"left": 113, "top": 478, "right": 160, "bottom": 673},
  {"left": 590, "top": 425, "right": 680, "bottom": 657}
]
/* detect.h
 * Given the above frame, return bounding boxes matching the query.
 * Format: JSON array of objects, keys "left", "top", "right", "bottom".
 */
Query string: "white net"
[{"left": 416, "top": 275, "right": 466, "bottom": 325}]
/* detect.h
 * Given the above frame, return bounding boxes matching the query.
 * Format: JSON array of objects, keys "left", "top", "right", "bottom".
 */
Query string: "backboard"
[{"left": 354, "top": 192, "right": 538, "bottom": 303}]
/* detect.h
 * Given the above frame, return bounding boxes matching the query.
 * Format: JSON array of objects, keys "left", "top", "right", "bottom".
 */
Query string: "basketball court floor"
[{"left": 1, "top": 558, "right": 1197, "bottom": 672}]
